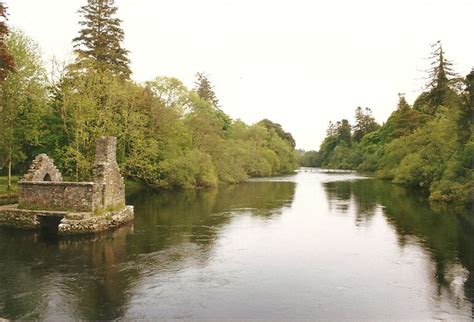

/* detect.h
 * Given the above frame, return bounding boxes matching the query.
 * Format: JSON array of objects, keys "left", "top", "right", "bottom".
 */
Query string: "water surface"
[{"left": 0, "top": 170, "right": 472, "bottom": 320}]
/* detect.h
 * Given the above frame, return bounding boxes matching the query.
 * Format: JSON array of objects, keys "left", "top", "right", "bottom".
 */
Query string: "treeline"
[
  {"left": 301, "top": 42, "right": 473, "bottom": 204},
  {"left": 0, "top": 1, "right": 297, "bottom": 190}
]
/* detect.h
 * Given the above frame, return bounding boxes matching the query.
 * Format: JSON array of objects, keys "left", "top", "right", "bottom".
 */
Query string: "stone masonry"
[
  {"left": 22, "top": 154, "right": 63, "bottom": 182},
  {"left": 1, "top": 136, "right": 134, "bottom": 235},
  {"left": 93, "top": 136, "right": 126, "bottom": 211}
]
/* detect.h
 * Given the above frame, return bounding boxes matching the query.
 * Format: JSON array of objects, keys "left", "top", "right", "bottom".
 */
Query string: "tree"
[
  {"left": 423, "top": 41, "right": 458, "bottom": 113},
  {"left": 336, "top": 119, "right": 352, "bottom": 146},
  {"left": 466, "top": 68, "right": 474, "bottom": 111},
  {"left": 396, "top": 93, "right": 410, "bottom": 112},
  {"left": 0, "top": 2, "right": 14, "bottom": 82},
  {"left": 0, "top": 30, "right": 48, "bottom": 190},
  {"left": 194, "top": 72, "right": 219, "bottom": 108},
  {"left": 353, "top": 106, "right": 379, "bottom": 142},
  {"left": 258, "top": 119, "right": 296, "bottom": 148},
  {"left": 72, "top": 0, "right": 131, "bottom": 78}
]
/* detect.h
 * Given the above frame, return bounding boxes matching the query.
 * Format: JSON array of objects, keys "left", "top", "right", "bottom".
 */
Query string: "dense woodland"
[
  {"left": 301, "top": 42, "right": 473, "bottom": 205},
  {"left": 0, "top": 1, "right": 471, "bottom": 205},
  {"left": 0, "top": 1, "right": 298, "bottom": 191}
]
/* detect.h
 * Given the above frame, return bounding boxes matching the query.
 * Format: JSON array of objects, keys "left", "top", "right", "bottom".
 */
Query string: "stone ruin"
[
  {"left": 18, "top": 137, "right": 125, "bottom": 212},
  {"left": 0, "top": 136, "right": 134, "bottom": 235}
]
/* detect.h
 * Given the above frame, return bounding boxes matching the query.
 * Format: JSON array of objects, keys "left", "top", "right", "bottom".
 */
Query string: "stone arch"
[{"left": 22, "top": 154, "right": 63, "bottom": 182}]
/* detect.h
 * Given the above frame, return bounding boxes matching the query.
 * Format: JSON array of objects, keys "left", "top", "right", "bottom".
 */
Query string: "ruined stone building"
[{"left": 0, "top": 136, "right": 133, "bottom": 235}]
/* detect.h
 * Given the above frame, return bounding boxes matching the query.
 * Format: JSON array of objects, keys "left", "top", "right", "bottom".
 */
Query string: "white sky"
[{"left": 8, "top": 0, "right": 474, "bottom": 150}]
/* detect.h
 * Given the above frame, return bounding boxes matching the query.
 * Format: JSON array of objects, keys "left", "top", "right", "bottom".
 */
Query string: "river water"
[{"left": 0, "top": 169, "right": 472, "bottom": 320}]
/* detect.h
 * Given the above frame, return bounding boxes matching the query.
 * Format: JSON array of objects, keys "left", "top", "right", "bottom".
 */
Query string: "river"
[{"left": 0, "top": 169, "right": 472, "bottom": 320}]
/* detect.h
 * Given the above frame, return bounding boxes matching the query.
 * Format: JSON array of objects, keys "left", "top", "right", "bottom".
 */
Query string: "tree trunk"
[{"left": 7, "top": 156, "right": 11, "bottom": 191}]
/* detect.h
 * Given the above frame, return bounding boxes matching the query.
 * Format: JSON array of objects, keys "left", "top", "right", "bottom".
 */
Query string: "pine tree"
[
  {"left": 194, "top": 72, "right": 219, "bottom": 108},
  {"left": 424, "top": 41, "right": 457, "bottom": 112},
  {"left": 0, "top": 2, "right": 15, "bottom": 82},
  {"left": 396, "top": 93, "right": 410, "bottom": 111},
  {"left": 467, "top": 68, "right": 474, "bottom": 110},
  {"left": 72, "top": 0, "right": 130, "bottom": 78}
]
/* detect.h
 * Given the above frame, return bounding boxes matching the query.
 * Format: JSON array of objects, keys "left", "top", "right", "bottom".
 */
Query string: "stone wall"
[
  {"left": 93, "top": 137, "right": 125, "bottom": 210},
  {"left": 22, "top": 154, "right": 62, "bottom": 182},
  {"left": 0, "top": 206, "right": 40, "bottom": 229},
  {"left": 59, "top": 206, "right": 134, "bottom": 235},
  {"left": 18, "top": 181, "right": 95, "bottom": 212}
]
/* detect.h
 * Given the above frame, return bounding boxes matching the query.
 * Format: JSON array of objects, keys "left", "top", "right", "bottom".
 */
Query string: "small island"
[{"left": 0, "top": 136, "right": 134, "bottom": 235}]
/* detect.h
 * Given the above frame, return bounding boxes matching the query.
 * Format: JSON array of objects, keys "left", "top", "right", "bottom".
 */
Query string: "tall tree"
[
  {"left": 0, "top": 30, "right": 47, "bottom": 190},
  {"left": 72, "top": 0, "right": 131, "bottom": 78},
  {"left": 353, "top": 106, "right": 379, "bottom": 142},
  {"left": 466, "top": 68, "right": 474, "bottom": 111},
  {"left": 336, "top": 119, "right": 352, "bottom": 146},
  {"left": 424, "top": 41, "right": 457, "bottom": 113},
  {"left": 0, "top": 2, "right": 15, "bottom": 82},
  {"left": 194, "top": 72, "right": 219, "bottom": 108}
]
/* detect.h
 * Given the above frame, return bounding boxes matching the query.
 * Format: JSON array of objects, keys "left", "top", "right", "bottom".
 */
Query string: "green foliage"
[
  {"left": 158, "top": 150, "right": 218, "bottom": 189},
  {"left": 315, "top": 44, "right": 472, "bottom": 204},
  {"left": 0, "top": 26, "right": 297, "bottom": 191},
  {"left": 71, "top": 0, "right": 131, "bottom": 78},
  {"left": 353, "top": 107, "right": 380, "bottom": 143},
  {"left": 0, "top": 30, "right": 48, "bottom": 187},
  {"left": 258, "top": 119, "right": 296, "bottom": 148},
  {"left": 300, "top": 150, "right": 320, "bottom": 167}
]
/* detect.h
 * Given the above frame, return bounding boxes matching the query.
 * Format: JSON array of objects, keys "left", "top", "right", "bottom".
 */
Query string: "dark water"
[{"left": 0, "top": 170, "right": 472, "bottom": 320}]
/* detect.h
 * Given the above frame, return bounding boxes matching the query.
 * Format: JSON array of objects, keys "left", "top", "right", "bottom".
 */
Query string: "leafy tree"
[
  {"left": 0, "top": 30, "right": 48, "bottom": 190},
  {"left": 258, "top": 119, "right": 296, "bottom": 148},
  {"left": 336, "top": 119, "right": 352, "bottom": 146},
  {"left": 71, "top": 0, "right": 131, "bottom": 78},
  {"left": 353, "top": 106, "right": 379, "bottom": 142},
  {"left": 0, "top": 2, "right": 14, "bottom": 82}
]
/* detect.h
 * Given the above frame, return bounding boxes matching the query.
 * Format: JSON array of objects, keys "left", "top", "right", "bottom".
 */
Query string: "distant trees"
[
  {"left": 0, "top": 2, "right": 14, "bottom": 82},
  {"left": 300, "top": 150, "right": 320, "bottom": 167},
  {"left": 309, "top": 43, "right": 472, "bottom": 204},
  {"left": 71, "top": 0, "right": 131, "bottom": 78}
]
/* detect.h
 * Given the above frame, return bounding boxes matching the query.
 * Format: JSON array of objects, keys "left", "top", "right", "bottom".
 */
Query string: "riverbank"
[
  {"left": 0, "top": 176, "right": 18, "bottom": 199},
  {"left": 298, "top": 167, "right": 472, "bottom": 207}
]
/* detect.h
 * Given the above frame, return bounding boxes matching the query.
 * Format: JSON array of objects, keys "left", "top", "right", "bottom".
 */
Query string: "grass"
[{"left": 0, "top": 176, "right": 19, "bottom": 196}]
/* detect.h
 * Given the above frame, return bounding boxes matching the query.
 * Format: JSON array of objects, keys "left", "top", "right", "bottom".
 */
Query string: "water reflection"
[
  {"left": 324, "top": 179, "right": 473, "bottom": 310},
  {"left": 0, "top": 181, "right": 295, "bottom": 320},
  {"left": 1, "top": 175, "right": 472, "bottom": 320}
]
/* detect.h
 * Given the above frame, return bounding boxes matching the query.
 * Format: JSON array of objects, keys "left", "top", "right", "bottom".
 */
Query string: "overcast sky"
[{"left": 8, "top": 0, "right": 474, "bottom": 150}]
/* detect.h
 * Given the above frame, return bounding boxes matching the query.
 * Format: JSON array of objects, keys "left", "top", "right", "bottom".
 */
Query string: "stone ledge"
[
  {"left": 0, "top": 205, "right": 134, "bottom": 235},
  {"left": 18, "top": 181, "right": 95, "bottom": 186},
  {"left": 59, "top": 206, "right": 134, "bottom": 235}
]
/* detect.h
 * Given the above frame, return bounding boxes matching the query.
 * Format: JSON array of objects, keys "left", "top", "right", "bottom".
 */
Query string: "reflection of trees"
[
  {"left": 324, "top": 179, "right": 474, "bottom": 307},
  {"left": 0, "top": 225, "right": 135, "bottom": 320},
  {"left": 0, "top": 181, "right": 295, "bottom": 320},
  {"left": 127, "top": 182, "right": 295, "bottom": 254},
  {"left": 213, "top": 182, "right": 295, "bottom": 216}
]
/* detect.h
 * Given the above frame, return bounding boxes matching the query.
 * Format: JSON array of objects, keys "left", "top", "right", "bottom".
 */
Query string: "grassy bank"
[{"left": 0, "top": 176, "right": 19, "bottom": 198}]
